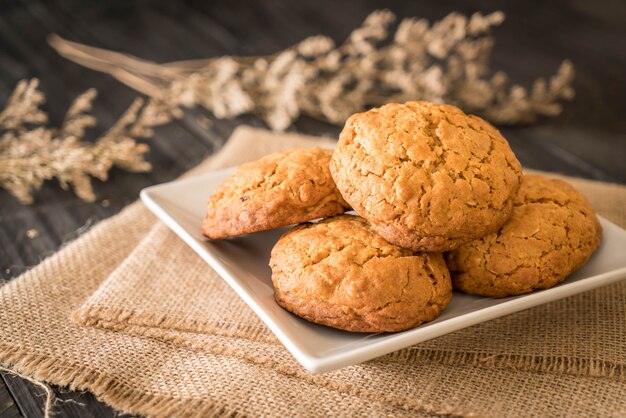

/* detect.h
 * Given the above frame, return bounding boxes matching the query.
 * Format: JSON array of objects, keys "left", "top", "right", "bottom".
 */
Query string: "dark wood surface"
[
  {"left": 1, "top": 0, "right": 625, "bottom": 416},
  {"left": 0, "top": 377, "right": 21, "bottom": 418}
]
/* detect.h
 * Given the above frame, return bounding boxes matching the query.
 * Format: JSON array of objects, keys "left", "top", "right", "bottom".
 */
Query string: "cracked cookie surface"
[
  {"left": 270, "top": 215, "right": 452, "bottom": 332},
  {"left": 446, "top": 174, "right": 602, "bottom": 297},
  {"left": 330, "top": 101, "right": 523, "bottom": 252},
  {"left": 202, "top": 148, "right": 350, "bottom": 239}
]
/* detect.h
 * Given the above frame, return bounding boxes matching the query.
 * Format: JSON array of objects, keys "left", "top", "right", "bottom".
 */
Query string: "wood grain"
[
  {"left": 0, "top": 376, "right": 21, "bottom": 418},
  {"left": 1, "top": 0, "right": 624, "bottom": 416}
]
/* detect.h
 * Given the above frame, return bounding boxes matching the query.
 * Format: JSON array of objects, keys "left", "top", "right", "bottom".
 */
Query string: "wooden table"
[{"left": 1, "top": 0, "right": 624, "bottom": 416}]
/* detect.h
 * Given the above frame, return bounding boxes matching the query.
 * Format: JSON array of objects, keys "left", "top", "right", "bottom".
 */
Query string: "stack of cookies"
[{"left": 202, "top": 101, "right": 602, "bottom": 333}]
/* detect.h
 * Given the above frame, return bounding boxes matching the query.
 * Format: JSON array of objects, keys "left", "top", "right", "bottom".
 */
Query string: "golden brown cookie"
[
  {"left": 446, "top": 174, "right": 602, "bottom": 297},
  {"left": 270, "top": 215, "right": 452, "bottom": 332},
  {"left": 202, "top": 148, "right": 350, "bottom": 239},
  {"left": 330, "top": 101, "right": 523, "bottom": 252}
]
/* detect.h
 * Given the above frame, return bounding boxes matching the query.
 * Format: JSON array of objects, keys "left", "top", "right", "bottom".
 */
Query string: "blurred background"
[{"left": 1, "top": 1, "right": 625, "bottom": 416}]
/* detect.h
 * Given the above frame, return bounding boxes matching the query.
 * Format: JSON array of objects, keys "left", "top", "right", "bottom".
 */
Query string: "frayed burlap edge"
[
  {"left": 72, "top": 305, "right": 276, "bottom": 344},
  {"left": 73, "top": 300, "right": 626, "bottom": 383},
  {"left": 71, "top": 306, "right": 626, "bottom": 383},
  {"left": 0, "top": 344, "right": 248, "bottom": 418},
  {"left": 0, "top": 341, "right": 475, "bottom": 418},
  {"left": 387, "top": 349, "right": 625, "bottom": 381}
]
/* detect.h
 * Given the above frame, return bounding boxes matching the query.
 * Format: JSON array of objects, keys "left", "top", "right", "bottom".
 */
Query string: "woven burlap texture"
[{"left": 1, "top": 126, "right": 625, "bottom": 417}]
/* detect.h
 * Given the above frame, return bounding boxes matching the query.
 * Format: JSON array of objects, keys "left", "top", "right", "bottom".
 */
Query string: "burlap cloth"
[{"left": 1, "top": 126, "right": 625, "bottom": 417}]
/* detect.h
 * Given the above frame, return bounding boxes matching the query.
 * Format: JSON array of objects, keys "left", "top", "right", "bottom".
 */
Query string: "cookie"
[
  {"left": 330, "top": 101, "right": 523, "bottom": 252},
  {"left": 202, "top": 148, "right": 350, "bottom": 239},
  {"left": 446, "top": 174, "right": 602, "bottom": 297},
  {"left": 270, "top": 215, "right": 452, "bottom": 332}
]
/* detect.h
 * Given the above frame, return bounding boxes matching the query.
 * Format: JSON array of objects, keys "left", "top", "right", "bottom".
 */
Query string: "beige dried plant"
[
  {"left": 0, "top": 79, "right": 167, "bottom": 204},
  {"left": 50, "top": 10, "right": 574, "bottom": 131},
  {"left": 2, "top": 10, "right": 575, "bottom": 204}
]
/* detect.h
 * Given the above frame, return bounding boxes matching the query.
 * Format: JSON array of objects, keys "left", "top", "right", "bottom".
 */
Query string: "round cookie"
[
  {"left": 270, "top": 215, "right": 452, "bottom": 332},
  {"left": 446, "top": 174, "right": 602, "bottom": 297},
  {"left": 202, "top": 148, "right": 350, "bottom": 239},
  {"left": 330, "top": 101, "right": 523, "bottom": 252}
]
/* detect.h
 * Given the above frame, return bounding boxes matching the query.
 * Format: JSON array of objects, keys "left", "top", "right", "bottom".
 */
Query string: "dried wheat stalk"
[
  {"left": 2, "top": 10, "right": 575, "bottom": 203},
  {"left": 0, "top": 79, "right": 167, "bottom": 204},
  {"left": 50, "top": 10, "right": 574, "bottom": 131}
]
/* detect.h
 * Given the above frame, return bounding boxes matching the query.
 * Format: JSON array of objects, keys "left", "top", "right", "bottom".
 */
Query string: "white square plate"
[{"left": 141, "top": 168, "right": 626, "bottom": 374}]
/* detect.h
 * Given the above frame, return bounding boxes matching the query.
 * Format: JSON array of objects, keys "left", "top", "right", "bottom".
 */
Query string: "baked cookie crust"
[
  {"left": 202, "top": 148, "right": 349, "bottom": 239},
  {"left": 330, "top": 101, "right": 522, "bottom": 252},
  {"left": 270, "top": 215, "right": 452, "bottom": 332},
  {"left": 447, "top": 174, "right": 603, "bottom": 297}
]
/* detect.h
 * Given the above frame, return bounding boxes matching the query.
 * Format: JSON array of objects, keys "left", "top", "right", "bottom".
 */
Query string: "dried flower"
[
  {"left": 0, "top": 79, "right": 168, "bottom": 204},
  {"left": 50, "top": 10, "right": 574, "bottom": 131}
]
